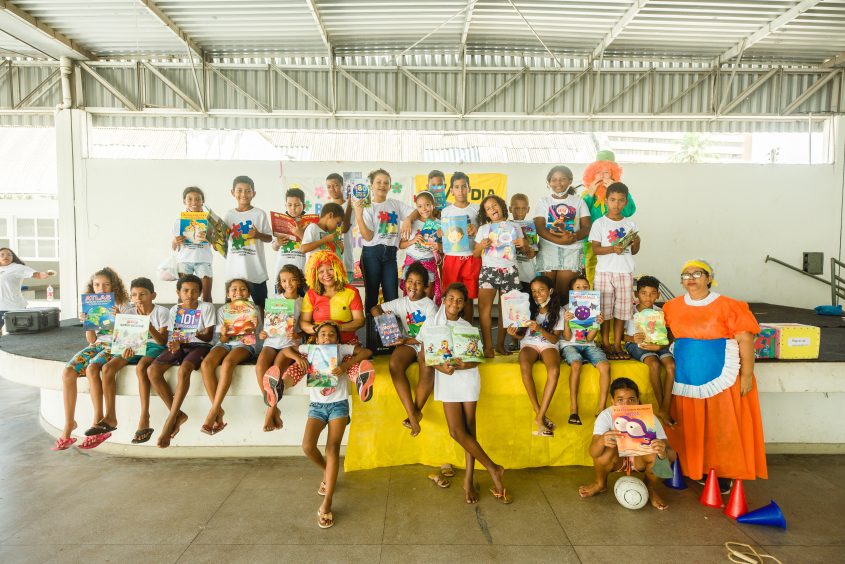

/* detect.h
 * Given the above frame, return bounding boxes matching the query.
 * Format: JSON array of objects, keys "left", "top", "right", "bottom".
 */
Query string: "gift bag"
[{"left": 157, "top": 254, "right": 179, "bottom": 282}]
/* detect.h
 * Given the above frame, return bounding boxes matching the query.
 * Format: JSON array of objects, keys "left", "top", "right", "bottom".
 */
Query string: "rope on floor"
[{"left": 725, "top": 542, "right": 782, "bottom": 564}]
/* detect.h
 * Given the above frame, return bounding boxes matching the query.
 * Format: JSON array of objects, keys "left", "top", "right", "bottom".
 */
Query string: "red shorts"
[{"left": 441, "top": 255, "right": 482, "bottom": 299}]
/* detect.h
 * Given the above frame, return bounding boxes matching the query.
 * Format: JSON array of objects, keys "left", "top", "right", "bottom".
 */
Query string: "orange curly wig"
[
  {"left": 305, "top": 250, "right": 347, "bottom": 294},
  {"left": 582, "top": 159, "right": 623, "bottom": 212}
]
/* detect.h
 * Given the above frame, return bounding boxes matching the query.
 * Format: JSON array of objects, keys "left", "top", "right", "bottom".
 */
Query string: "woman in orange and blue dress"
[{"left": 663, "top": 259, "right": 767, "bottom": 492}]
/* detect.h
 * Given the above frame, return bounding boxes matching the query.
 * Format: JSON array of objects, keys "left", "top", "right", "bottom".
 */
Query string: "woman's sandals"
[
  {"left": 317, "top": 510, "right": 334, "bottom": 529},
  {"left": 490, "top": 488, "right": 513, "bottom": 504},
  {"left": 427, "top": 473, "right": 451, "bottom": 488}
]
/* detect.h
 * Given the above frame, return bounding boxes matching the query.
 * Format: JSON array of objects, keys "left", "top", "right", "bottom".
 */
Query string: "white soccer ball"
[{"left": 614, "top": 476, "right": 649, "bottom": 510}]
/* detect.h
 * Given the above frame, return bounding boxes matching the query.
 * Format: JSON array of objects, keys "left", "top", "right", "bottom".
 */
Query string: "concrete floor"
[{"left": 0, "top": 379, "right": 843, "bottom": 564}]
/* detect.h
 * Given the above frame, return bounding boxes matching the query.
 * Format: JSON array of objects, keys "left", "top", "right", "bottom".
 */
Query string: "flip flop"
[
  {"left": 543, "top": 417, "right": 557, "bottom": 431},
  {"left": 51, "top": 437, "right": 77, "bottom": 451},
  {"left": 77, "top": 432, "right": 111, "bottom": 450},
  {"left": 317, "top": 510, "right": 334, "bottom": 529},
  {"left": 318, "top": 481, "right": 327, "bottom": 496},
  {"left": 427, "top": 473, "right": 451, "bottom": 488},
  {"left": 355, "top": 360, "right": 376, "bottom": 402},
  {"left": 490, "top": 488, "right": 513, "bottom": 504},
  {"left": 262, "top": 366, "right": 281, "bottom": 407},
  {"left": 532, "top": 426, "right": 554, "bottom": 438},
  {"left": 568, "top": 413, "right": 582, "bottom": 426},
  {"left": 440, "top": 464, "right": 455, "bottom": 478},
  {"left": 131, "top": 428, "right": 154, "bottom": 444},
  {"left": 84, "top": 422, "right": 117, "bottom": 436}
]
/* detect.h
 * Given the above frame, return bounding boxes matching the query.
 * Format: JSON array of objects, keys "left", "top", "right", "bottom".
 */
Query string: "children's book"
[
  {"left": 343, "top": 171, "right": 363, "bottom": 200},
  {"left": 611, "top": 404, "right": 659, "bottom": 457},
  {"left": 111, "top": 314, "right": 150, "bottom": 356},
  {"left": 427, "top": 185, "right": 448, "bottom": 210},
  {"left": 351, "top": 182, "right": 370, "bottom": 208},
  {"left": 205, "top": 207, "right": 228, "bottom": 258},
  {"left": 264, "top": 298, "right": 296, "bottom": 339},
  {"left": 81, "top": 293, "right": 115, "bottom": 332},
  {"left": 634, "top": 308, "right": 669, "bottom": 346},
  {"left": 547, "top": 201, "right": 576, "bottom": 234},
  {"left": 515, "top": 219, "right": 539, "bottom": 250},
  {"left": 374, "top": 313, "right": 403, "bottom": 346},
  {"left": 415, "top": 219, "right": 441, "bottom": 253},
  {"left": 421, "top": 325, "right": 455, "bottom": 366},
  {"left": 221, "top": 300, "right": 259, "bottom": 346},
  {"left": 179, "top": 212, "right": 209, "bottom": 246},
  {"left": 170, "top": 307, "right": 201, "bottom": 343},
  {"left": 441, "top": 215, "right": 470, "bottom": 254},
  {"left": 617, "top": 229, "right": 639, "bottom": 250},
  {"left": 568, "top": 290, "right": 601, "bottom": 335},
  {"left": 501, "top": 291, "right": 531, "bottom": 328},
  {"left": 304, "top": 344, "right": 339, "bottom": 388},
  {"left": 270, "top": 212, "right": 319, "bottom": 240},
  {"left": 484, "top": 222, "right": 518, "bottom": 262},
  {"left": 453, "top": 326, "right": 484, "bottom": 363}
]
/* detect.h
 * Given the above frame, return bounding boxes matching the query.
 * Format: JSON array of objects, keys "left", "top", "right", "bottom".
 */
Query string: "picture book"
[
  {"left": 546, "top": 201, "right": 576, "bottom": 234},
  {"left": 634, "top": 308, "right": 669, "bottom": 346},
  {"left": 304, "top": 344, "right": 339, "bottom": 388},
  {"left": 343, "top": 171, "right": 363, "bottom": 200},
  {"left": 205, "top": 207, "right": 228, "bottom": 258},
  {"left": 415, "top": 219, "right": 441, "bottom": 253},
  {"left": 351, "top": 182, "right": 370, "bottom": 208},
  {"left": 484, "top": 222, "right": 518, "bottom": 262},
  {"left": 441, "top": 215, "right": 470, "bottom": 254},
  {"left": 428, "top": 185, "right": 448, "bottom": 210},
  {"left": 81, "top": 293, "right": 115, "bottom": 332},
  {"left": 421, "top": 325, "right": 455, "bottom": 366},
  {"left": 264, "top": 298, "right": 297, "bottom": 339},
  {"left": 270, "top": 212, "right": 320, "bottom": 240},
  {"left": 111, "top": 314, "right": 150, "bottom": 356},
  {"left": 374, "top": 313, "right": 403, "bottom": 346},
  {"left": 453, "top": 326, "right": 484, "bottom": 362},
  {"left": 611, "top": 404, "right": 659, "bottom": 457},
  {"left": 515, "top": 219, "right": 539, "bottom": 250},
  {"left": 221, "top": 299, "right": 259, "bottom": 346},
  {"left": 568, "top": 290, "right": 601, "bottom": 334},
  {"left": 501, "top": 291, "right": 531, "bottom": 328},
  {"left": 617, "top": 229, "right": 639, "bottom": 250},
  {"left": 170, "top": 307, "right": 201, "bottom": 343},
  {"left": 179, "top": 212, "right": 209, "bottom": 246}
]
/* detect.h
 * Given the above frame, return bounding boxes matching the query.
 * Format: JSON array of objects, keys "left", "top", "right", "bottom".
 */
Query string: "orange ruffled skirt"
[{"left": 666, "top": 374, "right": 768, "bottom": 481}]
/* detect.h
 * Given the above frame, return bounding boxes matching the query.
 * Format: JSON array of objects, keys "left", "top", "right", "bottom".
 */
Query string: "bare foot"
[
  {"left": 578, "top": 482, "right": 607, "bottom": 498},
  {"left": 409, "top": 410, "right": 423, "bottom": 436},
  {"left": 170, "top": 411, "right": 188, "bottom": 439},
  {"left": 216, "top": 408, "right": 226, "bottom": 427},
  {"left": 483, "top": 347, "right": 495, "bottom": 359},
  {"left": 494, "top": 346, "right": 512, "bottom": 356},
  {"left": 61, "top": 420, "right": 78, "bottom": 440},
  {"left": 464, "top": 483, "right": 479, "bottom": 504},
  {"left": 157, "top": 432, "right": 171, "bottom": 448},
  {"left": 648, "top": 485, "right": 668, "bottom": 510},
  {"left": 263, "top": 407, "right": 276, "bottom": 432},
  {"left": 273, "top": 407, "right": 284, "bottom": 430}
]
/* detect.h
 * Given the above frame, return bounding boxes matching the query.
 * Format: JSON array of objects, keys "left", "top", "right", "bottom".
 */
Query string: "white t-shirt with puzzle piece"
[
  {"left": 589, "top": 215, "right": 637, "bottom": 274},
  {"left": 379, "top": 296, "right": 437, "bottom": 339},
  {"left": 224, "top": 207, "right": 271, "bottom": 283},
  {"left": 404, "top": 219, "right": 438, "bottom": 261},
  {"left": 361, "top": 199, "right": 414, "bottom": 248}
]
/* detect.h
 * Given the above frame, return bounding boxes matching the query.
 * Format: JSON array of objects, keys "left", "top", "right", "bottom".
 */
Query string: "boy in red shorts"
[{"left": 439, "top": 172, "right": 481, "bottom": 322}]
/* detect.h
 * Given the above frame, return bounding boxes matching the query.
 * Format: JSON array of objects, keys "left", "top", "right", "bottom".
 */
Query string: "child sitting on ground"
[{"left": 578, "top": 377, "right": 674, "bottom": 511}]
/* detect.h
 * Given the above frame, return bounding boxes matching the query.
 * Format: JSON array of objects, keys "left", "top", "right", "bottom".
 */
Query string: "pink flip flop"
[
  {"left": 51, "top": 437, "right": 77, "bottom": 451},
  {"left": 77, "top": 432, "right": 111, "bottom": 450}
]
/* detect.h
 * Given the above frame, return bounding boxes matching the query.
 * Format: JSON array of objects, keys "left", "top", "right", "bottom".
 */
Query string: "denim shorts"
[
  {"left": 213, "top": 342, "right": 256, "bottom": 356},
  {"left": 624, "top": 342, "right": 673, "bottom": 362},
  {"left": 561, "top": 345, "right": 608, "bottom": 366},
  {"left": 178, "top": 261, "right": 213, "bottom": 278},
  {"left": 308, "top": 399, "right": 350, "bottom": 423}
]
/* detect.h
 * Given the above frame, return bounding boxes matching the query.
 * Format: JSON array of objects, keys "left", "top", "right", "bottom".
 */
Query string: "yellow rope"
[{"left": 724, "top": 542, "right": 782, "bottom": 564}]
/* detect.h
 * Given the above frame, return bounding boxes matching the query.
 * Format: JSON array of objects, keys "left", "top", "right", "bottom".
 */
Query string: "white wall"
[{"left": 71, "top": 158, "right": 843, "bottom": 309}]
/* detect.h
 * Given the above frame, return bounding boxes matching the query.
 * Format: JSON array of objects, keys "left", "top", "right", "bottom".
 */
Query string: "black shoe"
[{"left": 718, "top": 478, "right": 733, "bottom": 495}]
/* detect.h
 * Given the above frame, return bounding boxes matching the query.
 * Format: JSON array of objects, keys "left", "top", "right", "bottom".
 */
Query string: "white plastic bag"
[{"left": 157, "top": 254, "right": 179, "bottom": 282}]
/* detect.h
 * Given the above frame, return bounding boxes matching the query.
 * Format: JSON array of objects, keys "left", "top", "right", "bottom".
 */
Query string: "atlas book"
[
  {"left": 221, "top": 299, "right": 259, "bottom": 346},
  {"left": 264, "top": 298, "right": 296, "bottom": 339},
  {"left": 416, "top": 219, "right": 441, "bottom": 253},
  {"left": 170, "top": 307, "right": 201, "bottom": 343},
  {"left": 611, "top": 404, "right": 659, "bottom": 457},
  {"left": 501, "top": 291, "right": 531, "bottom": 328},
  {"left": 111, "top": 314, "right": 150, "bottom": 356},
  {"left": 421, "top": 325, "right": 455, "bottom": 366},
  {"left": 568, "top": 290, "right": 601, "bottom": 335},
  {"left": 634, "top": 308, "right": 669, "bottom": 346},
  {"left": 179, "top": 211, "right": 209, "bottom": 247},
  {"left": 374, "top": 313, "right": 403, "bottom": 346},
  {"left": 205, "top": 206, "right": 229, "bottom": 258},
  {"left": 441, "top": 215, "right": 470, "bottom": 254},
  {"left": 484, "top": 222, "right": 518, "bottom": 262},
  {"left": 81, "top": 293, "right": 115, "bottom": 332},
  {"left": 304, "top": 344, "right": 339, "bottom": 388},
  {"left": 453, "top": 326, "right": 484, "bottom": 363}
]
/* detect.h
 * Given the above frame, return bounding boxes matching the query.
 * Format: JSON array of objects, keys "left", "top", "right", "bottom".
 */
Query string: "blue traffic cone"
[
  {"left": 663, "top": 458, "right": 688, "bottom": 490},
  {"left": 737, "top": 500, "right": 787, "bottom": 529}
]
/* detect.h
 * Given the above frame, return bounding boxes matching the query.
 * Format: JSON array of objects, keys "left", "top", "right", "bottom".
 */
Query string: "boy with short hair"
[
  {"left": 589, "top": 182, "right": 640, "bottom": 360},
  {"left": 325, "top": 173, "right": 355, "bottom": 277},
  {"left": 578, "top": 378, "right": 674, "bottom": 511},
  {"left": 438, "top": 172, "right": 480, "bottom": 322},
  {"left": 226, "top": 175, "right": 273, "bottom": 307},
  {"left": 301, "top": 202, "right": 345, "bottom": 264},
  {"left": 624, "top": 275, "right": 675, "bottom": 426},
  {"left": 271, "top": 187, "right": 308, "bottom": 286},
  {"left": 172, "top": 186, "right": 213, "bottom": 302}
]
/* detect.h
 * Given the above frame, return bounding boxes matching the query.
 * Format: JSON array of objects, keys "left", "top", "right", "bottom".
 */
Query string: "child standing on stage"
[
  {"left": 439, "top": 172, "right": 480, "bottom": 322},
  {"left": 421, "top": 283, "right": 511, "bottom": 505},
  {"left": 507, "top": 275, "right": 563, "bottom": 438},
  {"left": 257, "top": 264, "right": 305, "bottom": 432},
  {"left": 473, "top": 194, "right": 527, "bottom": 357},
  {"left": 533, "top": 166, "right": 591, "bottom": 299},
  {"left": 172, "top": 187, "right": 213, "bottom": 302},
  {"left": 226, "top": 175, "right": 273, "bottom": 308},
  {"left": 325, "top": 173, "right": 355, "bottom": 278},
  {"left": 0, "top": 247, "right": 54, "bottom": 334},
  {"left": 399, "top": 191, "right": 442, "bottom": 304},
  {"left": 282, "top": 321, "right": 374, "bottom": 529},
  {"left": 300, "top": 202, "right": 345, "bottom": 264},
  {"left": 371, "top": 261, "right": 438, "bottom": 436},
  {"left": 271, "top": 188, "right": 308, "bottom": 283},
  {"left": 589, "top": 182, "right": 640, "bottom": 360}
]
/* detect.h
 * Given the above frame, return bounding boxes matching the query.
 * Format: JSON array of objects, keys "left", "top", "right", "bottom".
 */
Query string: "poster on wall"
[{"left": 413, "top": 173, "right": 508, "bottom": 206}]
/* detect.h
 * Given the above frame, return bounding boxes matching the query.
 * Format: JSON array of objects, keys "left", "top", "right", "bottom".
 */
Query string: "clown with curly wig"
[{"left": 300, "top": 251, "right": 365, "bottom": 344}]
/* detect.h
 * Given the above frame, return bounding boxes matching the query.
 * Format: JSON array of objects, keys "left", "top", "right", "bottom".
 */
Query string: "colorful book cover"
[
  {"left": 634, "top": 308, "right": 669, "bottom": 346},
  {"left": 179, "top": 212, "right": 209, "bottom": 246},
  {"left": 516, "top": 219, "right": 539, "bottom": 250},
  {"left": 611, "top": 404, "right": 659, "bottom": 457},
  {"left": 170, "top": 307, "right": 201, "bottom": 343},
  {"left": 568, "top": 290, "right": 601, "bottom": 335},
  {"left": 264, "top": 298, "right": 296, "bottom": 339},
  {"left": 453, "top": 326, "right": 484, "bottom": 363},
  {"left": 484, "top": 222, "right": 518, "bottom": 262},
  {"left": 221, "top": 300, "right": 259, "bottom": 346},
  {"left": 305, "top": 344, "right": 339, "bottom": 388},
  {"left": 270, "top": 212, "right": 300, "bottom": 240},
  {"left": 205, "top": 207, "right": 228, "bottom": 258},
  {"left": 81, "top": 293, "right": 115, "bottom": 332},
  {"left": 428, "top": 185, "right": 448, "bottom": 210},
  {"left": 617, "top": 229, "right": 639, "bottom": 249},
  {"left": 351, "top": 182, "right": 370, "bottom": 207},
  {"left": 374, "top": 313, "right": 403, "bottom": 346},
  {"left": 343, "top": 171, "right": 363, "bottom": 200},
  {"left": 421, "top": 325, "right": 455, "bottom": 366},
  {"left": 111, "top": 314, "right": 150, "bottom": 356},
  {"left": 416, "top": 219, "right": 441, "bottom": 253},
  {"left": 547, "top": 201, "right": 577, "bottom": 234},
  {"left": 501, "top": 291, "right": 531, "bottom": 328},
  {"left": 441, "top": 215, "right": 470, "bottom": 254},
  {"left": 754, "top": 325, "right": 778, "bottom": 359}
]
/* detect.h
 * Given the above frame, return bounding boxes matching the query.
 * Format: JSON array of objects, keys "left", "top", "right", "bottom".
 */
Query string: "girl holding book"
[
  {"left": 256, "top": 264, "right": 305, "bottom": 432},
  {"left": 399, "top": 191, "right": 443, "bottom": 305},
  {"left": 53, "top": 267, "right": 129, "bottom": 451},
  {"left": 506, "top": 275, "right": 564, "bottom": 438},
  {"left": 473, "top": 194, "right": 527, "bottom": 357},
  {"left": 171, "top": 186, "right": 213, "bottom": 302},
  {"left": 199, "top": 278, "right": 259, "bottom": 435}
]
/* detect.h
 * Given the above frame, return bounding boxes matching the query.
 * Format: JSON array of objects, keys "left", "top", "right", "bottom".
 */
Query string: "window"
[
  {"left": 0, "top": 217, "right": 10, "bottom": 249},
  {"left": 12, "top": 217, "right": 59, "bottom": 260}
]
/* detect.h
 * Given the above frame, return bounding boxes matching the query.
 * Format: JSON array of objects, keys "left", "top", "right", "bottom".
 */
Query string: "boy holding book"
[
  {"left": 172, "top": 187, "right": 213, "bottom": 302},
  {"left": 226, "top": 175, "right": 273, "bottom": 308},
  {"left": 325, "top": 173, "right": 355, "bottom": 277},
  {"left": 271, "top": 187, "right": 309, "bottom": 282},
  {"left": 301, "top": 202, "right": 345, "bottom": 264}
]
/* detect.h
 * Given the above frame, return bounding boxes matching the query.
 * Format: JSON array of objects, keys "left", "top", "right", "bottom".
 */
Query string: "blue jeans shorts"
[
  {"left": 308, "top": 399, "right": 350, "bottom": 423},
  {"left": 624, "top": 342, "right": 673, "bottom": 362},
  {"left": 178, "top": 262, "right": 213, "bottom": 278},
  {"left": 561, "top": 345, "right": 608, "bottom": 367}
]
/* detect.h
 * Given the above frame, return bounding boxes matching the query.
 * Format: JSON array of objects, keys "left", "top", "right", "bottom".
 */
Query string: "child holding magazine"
[
  {"left": 172, "top": 187, "right": 213, "bottom": 302},
  {"left": 270, "top": 187, "right": 309, "bottom": 283}
]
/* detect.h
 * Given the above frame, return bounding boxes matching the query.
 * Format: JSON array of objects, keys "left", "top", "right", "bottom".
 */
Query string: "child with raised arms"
[
  {"left": 257, "top": 264, "right": 305, "bottom": 432},
  {"left": 300, "top": 202, "right": 345, "bottom": 265},
  {"left": 171, "top": 186, "right": 213, "bottom": 302},
  {"left": 148, "top": 274, "right": 216, "bottom": 448},
  {"left": 271, "top": 187, "right": 308, "bottom": 282},
  {"left": 561, "top": 275, "right": 611, "bottom": 424},
  {"left": 0, "top": 247, "right": 55, "bottom": 334},
  {"left": 325, "top": 173, "right": 355, "bottom": 277},
  {"left": 99, "top": 277, "right": 170, "bottom": 445},
  {"left": 199, "top": 278, "right": 258, "bottom": 435},
  {"left": 507, "top": 275, "right": 563, "bottom": 437},
  {"left": 399, "top": 191, "right": 442, "bottom": 305},
  {"left": 226, "top": 175, "right": 273, "bottom": 308},
  {"left": 281, "top": 321, "right": 374, "bottom": 528},
  {"left": 370, "top": 261, "right": 438, "bottom": 436},
  {"left": 53, "top": 267, "right": 128, "bottom": 451}
]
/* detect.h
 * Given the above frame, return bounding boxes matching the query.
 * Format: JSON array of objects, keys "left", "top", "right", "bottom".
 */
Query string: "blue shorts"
[
  {"left": 624, "top": 342, "right": 673, "bottom": 362},
  {"left": 213, "top": 342, "right": 256, "bottom": 356},
  {"left": 561, "top": 345, "right": 608, "bottom": 367},
  {"left": 178, "top": 262, "right": 213, "bottom": 279},
  {"left": 307, "top": 399, "right": 350, "bottom": 423},
  {"left": 127, "top": 343, "right": 167, "bottom": 364}
]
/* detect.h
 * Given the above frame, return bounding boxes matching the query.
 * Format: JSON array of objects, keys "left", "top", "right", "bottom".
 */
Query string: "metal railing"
[{"left": 764, "top": 255, "right": 845, "bottom": 306}]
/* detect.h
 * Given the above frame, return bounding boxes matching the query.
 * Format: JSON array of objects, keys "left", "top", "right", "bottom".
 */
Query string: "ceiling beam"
[
  {"left": 591, "top": 0, "right": 650, "bottom": 62},
  {"left": 0, "top": 0, "right": 95, "bottom": 60},
  {"left": 714, "top": 0, "right": 823, "bottom": 65},
  {"left": 136, "top": 0, "right": 204, "bottom": 59},
  {"left": 821, "top": 51, "right": 845, "bottom": 68},
  {"left": 304, "top": 0, "right": 331, "bottom": 58},
  {"left": 459, "top": 0, "right": 476, "bottom": 53}
]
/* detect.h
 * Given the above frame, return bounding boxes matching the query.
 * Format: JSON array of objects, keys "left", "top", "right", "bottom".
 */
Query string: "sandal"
[
  {"left": 543, "top": 417, "right": 556, "bottom": 431},
  {"left": 317, "top": 510, "right": 334, "bottom": 529},
  {"left": 78, "top": 432, "right": 111, "bottom": 450},
  {"left": 84, "top": 422, "right": 116, "bottom": 436},
  {"left": 532, "top": 426, "right": 554, "bottom": 438},
  {"left": 51, "top": 437, "right": 77, "bottom": 451},
  {"left": 490, "top": 488, "right": 513, "bottom": 504},
  {"left": 440, "top": 464, "right": 455, "bottom": 478},
  {"left": 318, "top": 481, "right": 327, "bottom": 496},
  {"left": 131, "top": 428, "right": 154, "bottom": 444},
  {"left": 427, "top": 473, "right": 451, "bottom": 489},
  {"left": 355, "top": 360, "right": 376, "bottom": 402},
  {"left": 568, "top": 413, "right": 582, "bottom": 426}
]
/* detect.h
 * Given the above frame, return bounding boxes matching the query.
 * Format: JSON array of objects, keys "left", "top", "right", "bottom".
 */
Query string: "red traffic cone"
[
  {"left": 724, "top": 479, "right": 748, "bottom": 519},
  {"left": 699, "top": 468, "right": 724, "bottom": 508}
]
